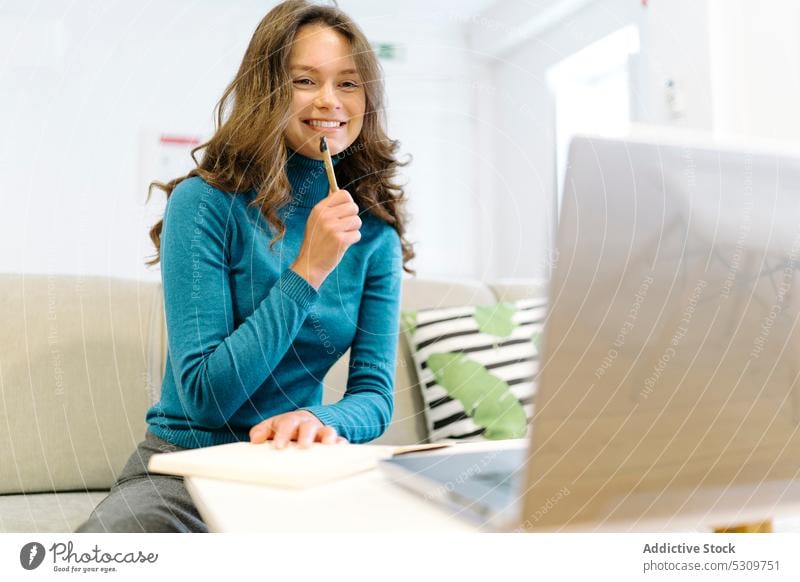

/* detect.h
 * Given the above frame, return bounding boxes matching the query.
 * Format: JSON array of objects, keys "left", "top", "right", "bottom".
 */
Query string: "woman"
[{"left": 76, "top": 0, "right": 413, "bottom": 533}]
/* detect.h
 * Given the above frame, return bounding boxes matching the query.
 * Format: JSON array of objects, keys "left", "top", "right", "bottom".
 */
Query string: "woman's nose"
[{"left": 314, "top": 82, "right": 340, "bottom": 110}]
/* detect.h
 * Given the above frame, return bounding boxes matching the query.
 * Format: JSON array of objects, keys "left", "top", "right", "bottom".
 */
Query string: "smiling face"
[{"left": 283, "top": 24, "right": 366, "bottom": 160}]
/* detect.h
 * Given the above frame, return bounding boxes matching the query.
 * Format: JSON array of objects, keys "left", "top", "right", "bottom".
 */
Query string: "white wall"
[
  {"left": 0, "top": 0, "right": 488, "bottom": 281},
  {"left": 708, "top": 0, "right": 800, "bottom": 141},
  {"left": 637, "top": 0, "right": 714, "bottom": 131}
]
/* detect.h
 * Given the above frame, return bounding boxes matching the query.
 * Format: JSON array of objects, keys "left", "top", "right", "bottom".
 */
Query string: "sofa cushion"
[
  {"left": 399, "top": 276, "right": 497, "bottom": 312},
  {"left": 0, "top": 491, "right": 108, "bottom": 533},
  {"left": 402, "top": 298, "right": 547, "bottom": 442},
  {"left": 489, "top": 278, "right": 549, "bottom": 303},
  {"left": 0, "top": 274, "right": 162, "bottom": 494}
]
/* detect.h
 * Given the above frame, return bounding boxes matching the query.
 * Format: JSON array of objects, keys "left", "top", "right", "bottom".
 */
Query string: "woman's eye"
[
  {"left": 340, "top": 81, "right": 359, "bottom": 89},
  {"left": 293, "top": 78, "right": 313, "bottom": 86}
]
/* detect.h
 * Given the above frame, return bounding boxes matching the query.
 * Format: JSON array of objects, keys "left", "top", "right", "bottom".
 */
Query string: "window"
[{"left": 548, "top": 25, "right": 640, "bottom": 207}]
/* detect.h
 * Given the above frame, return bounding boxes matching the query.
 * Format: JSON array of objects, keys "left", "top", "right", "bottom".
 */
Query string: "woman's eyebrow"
[{"left": 290, "top": 64, "right": 359, "bottom": 75}]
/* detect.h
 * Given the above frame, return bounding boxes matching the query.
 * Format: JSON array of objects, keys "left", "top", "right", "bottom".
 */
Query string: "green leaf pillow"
[{"left": 401, "top": 298, "right": 547, "bottom": 442}]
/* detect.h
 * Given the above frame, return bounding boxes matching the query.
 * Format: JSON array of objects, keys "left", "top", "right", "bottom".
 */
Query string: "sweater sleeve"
[
  {"left": 161, "top": 179, "right": 318, "bottom": 429},
  {"left": 300, "top": 226, "right": 403, "bottom": 443}
]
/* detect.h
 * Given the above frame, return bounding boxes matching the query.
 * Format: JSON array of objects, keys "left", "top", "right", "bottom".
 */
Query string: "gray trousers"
[{"left": 75, "top": 430, "right": 207, "bottom": 533}]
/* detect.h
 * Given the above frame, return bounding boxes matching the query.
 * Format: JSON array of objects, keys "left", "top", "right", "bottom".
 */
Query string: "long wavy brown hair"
[{"left": 145, "top": 0, "right": 414, "bottom": 272}]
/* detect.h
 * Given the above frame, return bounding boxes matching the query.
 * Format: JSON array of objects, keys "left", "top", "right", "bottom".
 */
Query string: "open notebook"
[{"left": 147, "top": 441, "right": 450, "bottom": 489}]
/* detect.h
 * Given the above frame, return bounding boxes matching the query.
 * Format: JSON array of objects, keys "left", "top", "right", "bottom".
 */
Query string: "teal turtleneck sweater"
[{"left": 145, "top": 150, "right": 403, "bottom": 447}]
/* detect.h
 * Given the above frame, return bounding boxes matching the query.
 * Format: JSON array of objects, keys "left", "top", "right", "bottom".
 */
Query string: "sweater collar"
[{"left": 285, "top": 148, "right": 342, "bottom": 208}]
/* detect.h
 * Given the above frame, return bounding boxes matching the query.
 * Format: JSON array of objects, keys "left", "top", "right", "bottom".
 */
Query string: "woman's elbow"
[{"left": 177, "top": 371, "right": 231, "bottom": 429}]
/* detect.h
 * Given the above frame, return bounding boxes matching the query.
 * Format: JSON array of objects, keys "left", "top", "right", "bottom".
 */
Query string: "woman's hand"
[
  {"left": 249, "top": 410, "right": 347, "bottom": 448},
  {"left": 290, "top": 189, "right": 362, "bottom": 290}
]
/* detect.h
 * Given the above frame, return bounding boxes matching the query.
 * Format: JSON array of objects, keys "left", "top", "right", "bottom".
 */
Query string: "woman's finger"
[
  {"left": 249, "top": 419, "right": 274, "bottom": 444},
  {"left": 296, "top": 420, "right": 319, "bottom": 448},
  {"left": 339, "top": 215, "right": 362, "bottom": 232},
  {"left": 317, "top": 425, "right": 338, "bottom": 444},
  {"left": 336, "top": 436, "right": 348, "bottom": 444},
  {"left": 272, "top": 417, "right": 301, "bottom": 449}
]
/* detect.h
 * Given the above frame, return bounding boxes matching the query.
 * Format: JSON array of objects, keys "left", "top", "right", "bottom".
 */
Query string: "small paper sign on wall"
[{"left": 138, "top": 129, "right": 203, "bottom": 205}]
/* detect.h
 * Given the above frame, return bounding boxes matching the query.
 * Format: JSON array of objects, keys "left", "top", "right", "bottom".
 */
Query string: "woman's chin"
[
  {"left": 288, "top": 135, "right": 352, "bottom": 159},
  {"left": 311, "top": 144, "right": 346, "bottom": 159}
]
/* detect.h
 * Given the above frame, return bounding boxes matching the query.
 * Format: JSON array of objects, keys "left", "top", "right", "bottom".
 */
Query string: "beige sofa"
[{"left": 0, "top": 273, "right": 545, "bottom": 533}]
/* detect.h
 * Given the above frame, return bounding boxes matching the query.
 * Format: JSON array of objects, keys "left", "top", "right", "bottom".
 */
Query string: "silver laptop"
[{"left": 381, "top": 133, "right": 800, "bottom": 531}]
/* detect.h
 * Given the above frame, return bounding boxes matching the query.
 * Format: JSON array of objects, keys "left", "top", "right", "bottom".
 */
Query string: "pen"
[{"left": 319, "top": 136, "right": 339, "bottom": 195}]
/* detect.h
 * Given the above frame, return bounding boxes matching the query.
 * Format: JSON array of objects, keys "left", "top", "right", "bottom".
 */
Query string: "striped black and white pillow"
[{"left": 401, "top": 298, "right": 547, "bottom": 443}]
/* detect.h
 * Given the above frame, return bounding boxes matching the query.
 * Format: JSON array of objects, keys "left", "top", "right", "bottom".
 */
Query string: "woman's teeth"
[{"left": 306, "top": 120, "right": 343, "bottom": 128}]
